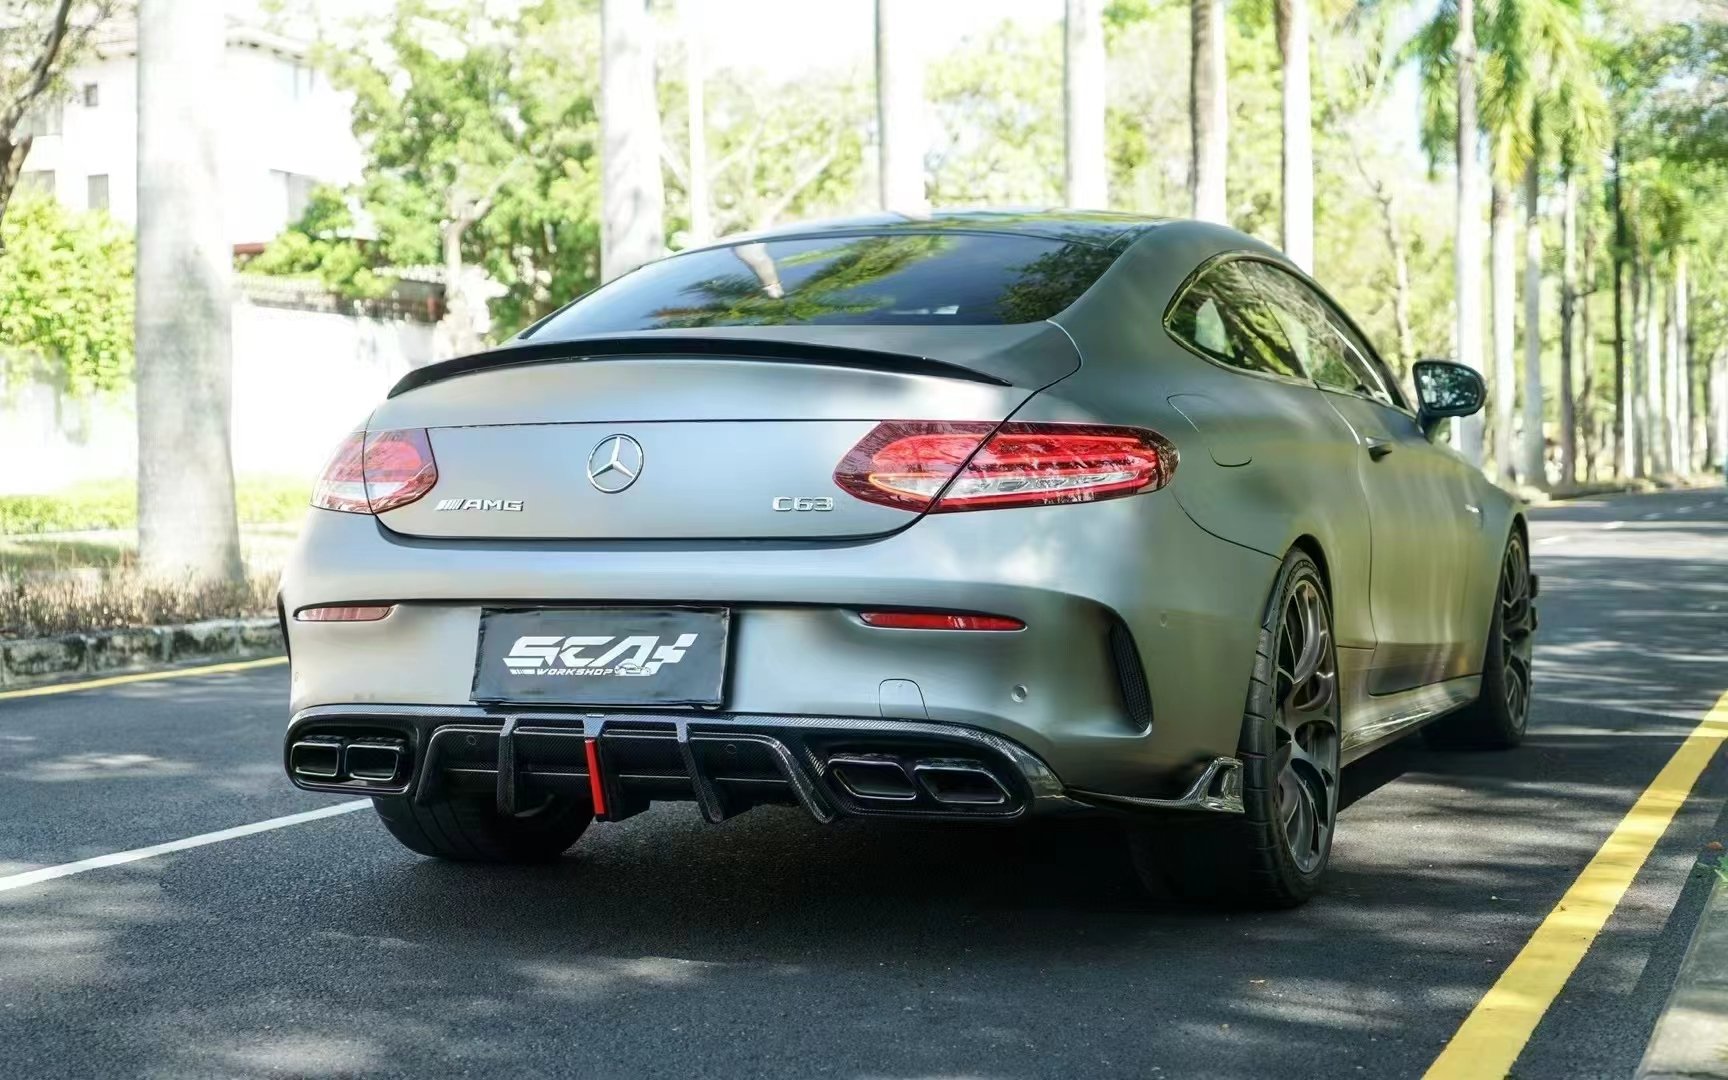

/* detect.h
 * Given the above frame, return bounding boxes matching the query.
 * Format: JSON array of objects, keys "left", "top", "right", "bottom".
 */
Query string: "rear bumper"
[
  {"left": 284, "top": 705, "right": 1244, "bottom": 823},
  {"left": 282, "top": 495, "right": 1278, "bottom": 799}
]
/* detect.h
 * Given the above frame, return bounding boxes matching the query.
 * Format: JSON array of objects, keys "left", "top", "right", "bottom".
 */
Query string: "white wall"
[
  {"left": 18, "top": 33, "right": 362, "bottom": 246},
  {"left": 0, "top": 303, "right": 434, "bottom": 495}
]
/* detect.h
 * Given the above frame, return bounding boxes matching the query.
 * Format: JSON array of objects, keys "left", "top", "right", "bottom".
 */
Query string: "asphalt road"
[{"left": 3, "top": 487, "right": 1727, "bottom": 1079}]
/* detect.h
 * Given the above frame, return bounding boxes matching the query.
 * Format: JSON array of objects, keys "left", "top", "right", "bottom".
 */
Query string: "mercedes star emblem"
[{"left": 586, "top": 434, "right": 644, "bottom": 493}]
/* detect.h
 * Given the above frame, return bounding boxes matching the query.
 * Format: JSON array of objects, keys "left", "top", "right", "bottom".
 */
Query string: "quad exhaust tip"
[
  {"left": 288, "top": 737, "right": 343, "bottom": 780},
  {"left": 828, "top": 755, "right": 918, "bottom": 801},
  {"left": 289, "top": 734, "right": 407, "bottom": 785},
  {"left": 827, "top": 753, "right": 1012, "bottom": 808},
  {"left": 913, "top": 761, "right": 1010, "bottom": 807}
]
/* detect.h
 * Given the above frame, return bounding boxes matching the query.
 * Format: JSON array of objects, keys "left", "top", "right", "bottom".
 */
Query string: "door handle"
[{"left": 1364, "top": 436, "right": 1394, "bottom": 461}]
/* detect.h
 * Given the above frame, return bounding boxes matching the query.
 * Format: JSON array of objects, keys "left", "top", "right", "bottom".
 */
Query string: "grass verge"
[{"left": 0, "top": 476, "right": 311, "bottom": 536}]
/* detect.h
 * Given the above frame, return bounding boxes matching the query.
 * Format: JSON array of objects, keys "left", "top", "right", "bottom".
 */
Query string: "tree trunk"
[
  {"left": 437, "top": 213, "right": 483, "bottom": 357},
  {"left": 1611, "top": 147, "right": 1629, "bottom": 479},
  {"left": 1580, "top": 209, "right": 1597, "bottom": 483},
  {"left": 1664, "top": 264, "right": 1680, "bottom": 474},
  {"left": 0, "top": 134, "right": 34, "bottom": 241},
  {"left": 875, "top": 0, "right": 928, "bottom": 215},
  {"left": 1630, "top": 255, "right": 1647, "bottom": 478},
  {"left": 1275, "top": 0, "right": 1313, "bottom": 270},
  {"left": 1707, "top": 354, "right": 1721, "bottom": 470},
  {"left": 1064, "top": 0, "right": 1106, "bottom": 209},
  {"left": 683, "top": 0, "right": 711, "bottom": 245},
  {"left": 1520, "top": 154, "right": 1544, "bottom": 487},
  {"left": 1558, "top": 167, "right": 1576, "bottom": 488},
  {"left": 1676, "top": 248, "right": 1691, "bottom": 474},
  {"left": 601, "top": 0, "right": 666, "bottom": 282},
  {"left": 1452, "top": 0, "right": 1485, "bottom": 466},
  {"left": 134, "top": 0, "right": 242, "bottom": 585},
  {"left": 1189, "top": 0, "right": 1227, "bottom": 224},
  {"left": 1645, "top": 268, "right": 1664, "bottom": 475},
  {"left": 1490, "top": 176, "right": 1516, "bottom": 481}
]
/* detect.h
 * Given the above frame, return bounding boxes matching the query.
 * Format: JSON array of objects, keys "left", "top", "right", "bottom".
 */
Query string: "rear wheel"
[
  {"left": 373, "top": 792, "right": 593, "bottom": 863},
  {"left": 1424, "top": 532, "right": 1535, "bottom": 750},
  {"left": 1126, "top": 550, "right": 1341, "bottom": 908}
]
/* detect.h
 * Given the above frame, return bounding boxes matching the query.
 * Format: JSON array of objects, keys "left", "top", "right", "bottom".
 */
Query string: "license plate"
[{"left": 472, "top": 607, "right": 729, "bottom": 707}]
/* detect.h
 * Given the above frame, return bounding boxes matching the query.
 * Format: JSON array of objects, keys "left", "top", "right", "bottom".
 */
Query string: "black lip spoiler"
[{"left": 388, "top": 335, "right": 1017, "bottom": 397}]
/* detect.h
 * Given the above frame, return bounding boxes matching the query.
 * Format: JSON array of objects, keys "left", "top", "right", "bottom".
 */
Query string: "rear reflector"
[
  {"left": 858, "top": 611, "right": 1025, "bottom": 631},
  {"left": 295, "top": 605, "right": 396, "bottom": 622},
  {"left": 835, "top": 422, "right": 1175, "bottom": 513},
  {"left": 311, "top": 428, "right": 439, "bottom": 515}
]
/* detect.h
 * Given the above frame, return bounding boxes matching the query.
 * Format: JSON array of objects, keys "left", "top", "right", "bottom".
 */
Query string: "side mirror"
[{"left": 1412, "top": 360, "right": 1486, "bottom": 437}]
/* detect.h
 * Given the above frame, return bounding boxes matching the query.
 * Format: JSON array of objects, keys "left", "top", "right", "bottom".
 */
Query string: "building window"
[
  {"left": 18, "top": 171, "right": 54, "bottom": 195},
  {"left": 19, "top": 102, "right": 62, "bottom": 137},
  {"left": 82, "top": 83, "right": 98, "bottom": 107},
  {"left": 87, "top": 174, "right": 109, "bottom": 211},
  {"left": 272, "top": 170, "right": 318, "bottom": 224},
  {"left": 278, "top": 59, "right": 314, "bottom": 100}
]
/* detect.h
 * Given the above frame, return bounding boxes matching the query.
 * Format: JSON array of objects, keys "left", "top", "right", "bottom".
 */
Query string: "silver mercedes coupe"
[{"left": 280, "top": 211, "right": 1535, "bottom": 908}]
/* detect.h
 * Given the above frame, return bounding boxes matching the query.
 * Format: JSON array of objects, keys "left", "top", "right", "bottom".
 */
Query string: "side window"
[
  {"left": 1332, "top": 317, "right": 1410, "bottom": 410},
  {"left": 1242, "top": 262, "right": 1395, "bottom": 405},
  {"left": 1165, "top": 261, "right": 1305, "bottom": 380}
]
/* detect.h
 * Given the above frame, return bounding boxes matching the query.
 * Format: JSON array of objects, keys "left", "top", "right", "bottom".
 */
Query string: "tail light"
[
  {"left": 834, "top": 422, "right": 1175, "bottom": 513},
  {"left": 311, "top": 429, "right": 438, "bottom": 515},
  {"left": 858, "top": 611, "right": 1024, "bottom": 631},
  {"left": 295, "top": 605, "right": 396, "bottom": 622}
]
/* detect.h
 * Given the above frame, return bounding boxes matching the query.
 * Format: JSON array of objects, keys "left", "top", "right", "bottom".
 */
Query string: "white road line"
[
  {"left": 0, "top": 800, "right": 369, "bottom": 894},
  {"left": 1537, "top": 535, "right": 1571, "bottom": 545},
  {"left": 1602, "top": 521, "right": 1626, "bottom": 531},
  {"left": 1641, "top": 512, "right": 1661, "bottom": 520}
]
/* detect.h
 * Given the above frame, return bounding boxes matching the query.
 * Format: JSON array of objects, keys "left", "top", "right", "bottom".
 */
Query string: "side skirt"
[{"left": 1338, "top": 651, "right": 1482, "bottom": 766}]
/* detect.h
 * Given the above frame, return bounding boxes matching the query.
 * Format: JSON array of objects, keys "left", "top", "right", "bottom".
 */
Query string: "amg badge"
[{"left": 435, "top": 498, "right": 524, "bottom": 512}]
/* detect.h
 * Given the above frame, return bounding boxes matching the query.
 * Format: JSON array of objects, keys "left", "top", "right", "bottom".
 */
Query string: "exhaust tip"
[
  {"left": 827, "top": 755, "right": 918, "bottom": 802},
  {"left": 344, "top": 738, "right": 406, "bottom": 783},
  {"left": 913, "top": 760, "right": 1010, "bottom": 806},
  {"left": 289, "top": 737, "right": 344, "bottom": 780}
]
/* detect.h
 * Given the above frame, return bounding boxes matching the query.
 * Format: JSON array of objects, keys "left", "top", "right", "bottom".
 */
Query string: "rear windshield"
[{"left": 529, "top": 232, "right": 1120, "bottom": 337}]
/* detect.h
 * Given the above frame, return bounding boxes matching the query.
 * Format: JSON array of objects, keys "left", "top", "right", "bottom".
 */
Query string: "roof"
[{"left": 696, "top": 209, "right": 1174, "bottom": 252}]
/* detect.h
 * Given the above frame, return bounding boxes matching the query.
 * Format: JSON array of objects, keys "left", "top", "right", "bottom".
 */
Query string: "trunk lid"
[{"left": 369, "top": 326, "right": 1076, "bottom": 541}]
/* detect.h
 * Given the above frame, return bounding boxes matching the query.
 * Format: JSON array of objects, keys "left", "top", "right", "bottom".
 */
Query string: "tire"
[
  {"left": 1424, "top": 530, "right": 1536, "bottom": 750},
  {"left": 1126, "top": 550, "right": 1342, "bottom": 909},
  {"left": 373, "top": 792, "right": 593, "bottom": 863}
]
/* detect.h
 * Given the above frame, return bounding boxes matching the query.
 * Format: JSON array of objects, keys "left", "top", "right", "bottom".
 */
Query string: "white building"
[{"left": 16, "top": 19, "right": 363, "bottom": 249}]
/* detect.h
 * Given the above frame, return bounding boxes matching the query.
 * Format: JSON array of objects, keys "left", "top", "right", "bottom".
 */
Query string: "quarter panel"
[{"left": 1047, "top": 228, "right": 1376, "bottom": 652}]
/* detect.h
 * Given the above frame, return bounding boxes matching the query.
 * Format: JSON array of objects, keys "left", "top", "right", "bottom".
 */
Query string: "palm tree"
[
  {"left": 134, "top": 0, "right": 242, "bottom": 585},
  {"left": 1453, "top": 0, "right": 1487, "bottom": 465},
  {"left": 875, "top": 0, "right": 928, "bottom": 214},
  {"left": 1190, "top": 0, "right": 1227, "bottom": 223},
  {"left": 1065, "top": 0, "right": 1107, "bottom": 209},
  {"left": 1496, "top": 0, "right": 1603, "bottom": 488},
  {"left": 682, "top": 0, "right": 712, "bottom": 245},
  {"left": 1409, "top": 0, "right": 1600, "bottom": 477},
  {"left": 1275, "top": 0, "right": 1313, "bottom": 270},
  {"left": 601, "top": 0, "right": 666, "bottom": 281}
]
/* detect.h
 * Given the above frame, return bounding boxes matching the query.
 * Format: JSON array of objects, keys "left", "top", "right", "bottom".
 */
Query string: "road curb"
[
  {"left": 0, "top": 617, "right": 283, "bottom": 691},
  {"left": 1640, "top": 872, "right": 1728, "bottom": 1079}
]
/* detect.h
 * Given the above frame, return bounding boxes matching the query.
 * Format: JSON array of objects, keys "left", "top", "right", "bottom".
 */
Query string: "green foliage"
[
  {"left": 295, "top": 0, "right": 603, "bottom": 336},
  {"left": 243, "top": 187, "right": 396, "bottom": 299},
  {"left": 659, "top": 62, "right": 871, "bottom": 242},
  {"left": 0, "top": 476, "right": 310, "bottom": 536},
  {"left": 928, "top": 22, "right": 1063, "bottom": 207},
  {"left": 0, "top": 193, "right": 133, "bottom": 396}
]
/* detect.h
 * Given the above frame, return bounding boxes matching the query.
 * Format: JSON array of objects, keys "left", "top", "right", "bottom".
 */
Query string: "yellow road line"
[
  {"left": 1425, "top": 689, "right": 1728, "bottom": 1079},
  {"left": 0, "top": 655, "right": 286, "bottom": 701}
]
